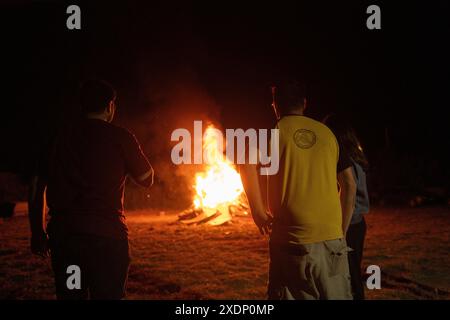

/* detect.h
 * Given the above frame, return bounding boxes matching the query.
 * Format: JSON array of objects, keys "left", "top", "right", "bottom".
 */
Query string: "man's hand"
[
  {"left": 31, "top": 232, "right": 49, "bottom": 258},
  {"left": 239, "top": 163, "right": 272, "bottom": 236},
  {"left": 252, "top": 210, "right": 273, "bottom": 235}
]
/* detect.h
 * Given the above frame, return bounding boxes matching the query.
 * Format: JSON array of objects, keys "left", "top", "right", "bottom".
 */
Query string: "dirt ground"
[{"left": 0, "top": 206, "right": 449, "bottom": 300}]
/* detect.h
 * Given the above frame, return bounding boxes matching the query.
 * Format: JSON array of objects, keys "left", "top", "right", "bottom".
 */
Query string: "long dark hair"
[{"left": 323, "top": 114, "right": 369, "bottom": 170}]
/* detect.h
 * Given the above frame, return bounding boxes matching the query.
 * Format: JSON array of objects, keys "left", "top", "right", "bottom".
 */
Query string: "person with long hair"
[{"left": 325, "top": 114, "right": 370, "bottom": 300}]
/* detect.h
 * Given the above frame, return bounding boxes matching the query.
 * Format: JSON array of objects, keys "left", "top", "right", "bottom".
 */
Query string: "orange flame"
[{"left": 193, "top": 125, "right": 244, "bottom": 210}]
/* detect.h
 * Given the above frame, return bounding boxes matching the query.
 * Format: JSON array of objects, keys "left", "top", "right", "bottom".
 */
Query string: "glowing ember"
[{"left": 193, "top": 125, "right": 244, "bottom": 211}]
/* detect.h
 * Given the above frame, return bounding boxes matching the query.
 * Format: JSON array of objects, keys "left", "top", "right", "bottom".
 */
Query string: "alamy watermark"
[
  {"left": 170, "top": 121, "right": 280, "bottom": 175},
  {"left": 66, "top": 265, "right": 81, "bottom": 290},
  {"left": 66, "top": 5, "right": 81, "bottom": 30},
  {"left": 65, "top": 5, "right": 380, "bottom": 31},
  {"left": 366, "top": 265, "right": 382, "bottom": 290}
]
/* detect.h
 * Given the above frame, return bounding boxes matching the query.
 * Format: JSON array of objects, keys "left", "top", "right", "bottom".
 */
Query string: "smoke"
[{"left": 120, "top": 66, "right": 221, "bottom": 210}]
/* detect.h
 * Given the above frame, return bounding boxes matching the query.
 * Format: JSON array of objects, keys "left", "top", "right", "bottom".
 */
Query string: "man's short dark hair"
[
  {"left": 276, "top": 79, "right": 307, "bottom": 112},
  {"left": 80, "top": 80, "right": 116, "bottom": 114}
]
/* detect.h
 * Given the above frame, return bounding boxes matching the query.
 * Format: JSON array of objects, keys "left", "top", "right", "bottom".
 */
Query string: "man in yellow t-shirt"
[{"left": 240, "top": 81, "right": 356, "bottom": 300}]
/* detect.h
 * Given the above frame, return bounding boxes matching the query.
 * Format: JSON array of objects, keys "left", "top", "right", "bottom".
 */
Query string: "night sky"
[{"left": 1, "top": 0, "right": 449, "bottom": 191}]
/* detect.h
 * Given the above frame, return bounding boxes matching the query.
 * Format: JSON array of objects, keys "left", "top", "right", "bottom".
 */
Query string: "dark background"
[{"left": 1, "top": 0, "right": 449, "bottom": 208}]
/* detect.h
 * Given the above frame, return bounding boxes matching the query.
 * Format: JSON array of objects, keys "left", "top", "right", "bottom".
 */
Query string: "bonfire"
[{"left": 178, "top": 125, "right": 249, "bottom": 225}]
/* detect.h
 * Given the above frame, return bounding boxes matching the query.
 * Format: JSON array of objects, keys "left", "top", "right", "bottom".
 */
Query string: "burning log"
[
  {"left": 178, "top": 126, "right": 248, "bottom": 226},
  {"left": 178, "top": 210, "right": 221, "bottom": 225},
  {"left": 177, "top": 124, "right": 249, "bottom": 226},
  {"left": 178, "top": 125, "right": 249, "bottom": 226},
  {"left": 178, "top": 208, "right": 203, "bottom": 221},
  {"left": 178, "top": 194, "right": 249, "bottom": 226},
  {"left": 228, "top": 202, "right": 249, "bottom": 217},
  {"left": 177, "top": 201, "right": 248, "bottom": 226}
]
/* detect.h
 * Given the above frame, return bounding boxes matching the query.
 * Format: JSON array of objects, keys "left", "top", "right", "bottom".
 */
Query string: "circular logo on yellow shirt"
[{"left": 293, "top": 129, "right": 317, "bottom": 149}]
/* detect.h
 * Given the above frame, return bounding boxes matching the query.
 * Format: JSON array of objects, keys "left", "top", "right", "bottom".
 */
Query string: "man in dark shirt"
[{"left": 29, "top": 80, "right": 154, "bottom": 299}]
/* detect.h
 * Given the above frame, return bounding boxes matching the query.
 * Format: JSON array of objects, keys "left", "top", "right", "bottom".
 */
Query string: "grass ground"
[{"left": 0, "top": 206, "right": 449, "bottom": 299}]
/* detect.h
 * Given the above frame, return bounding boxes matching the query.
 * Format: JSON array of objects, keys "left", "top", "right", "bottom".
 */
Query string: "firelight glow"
[{"left": 193, "top": 125, "right": 244, "bottom": 209}]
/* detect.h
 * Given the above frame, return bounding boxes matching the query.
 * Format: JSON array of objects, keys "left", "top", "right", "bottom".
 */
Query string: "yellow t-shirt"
[{"left": 269, "top": 115, "right": 343, "bottom": 245}]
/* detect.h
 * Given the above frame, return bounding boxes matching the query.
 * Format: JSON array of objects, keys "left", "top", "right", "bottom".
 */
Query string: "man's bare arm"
[
  {"left": 239, "top": 164, "right": 271, "bottom": 234},
  {"left": 133, "top": 165, "right": 155, "bottom": 188},
  {"left": 337, "top": 167, "right": 357, "bottom": 235},
  {"left": 28, "top": 175, "right": 49, "bottom": 256}
]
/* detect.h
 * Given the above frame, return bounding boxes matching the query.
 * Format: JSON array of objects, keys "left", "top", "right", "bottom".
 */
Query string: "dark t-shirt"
[
  {"left": 41, "top": 118, "right": 151, "bottom": 239},
  {"left": 337, "top": 141, "right": 352, "bottom": 173}
]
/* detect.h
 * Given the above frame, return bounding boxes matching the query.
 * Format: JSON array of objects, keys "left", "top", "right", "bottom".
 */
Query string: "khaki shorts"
[{"left": 268, "top": 238, "right": 353, "bottom": 300}]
